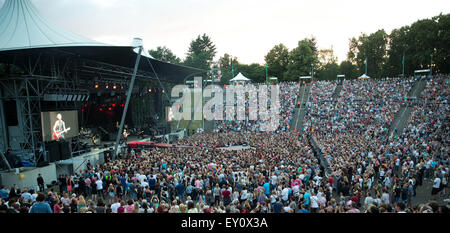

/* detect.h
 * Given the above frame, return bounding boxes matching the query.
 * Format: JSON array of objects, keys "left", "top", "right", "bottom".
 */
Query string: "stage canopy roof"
[{"left": 0, "top": 0, "right": 205, "bottom": 82}]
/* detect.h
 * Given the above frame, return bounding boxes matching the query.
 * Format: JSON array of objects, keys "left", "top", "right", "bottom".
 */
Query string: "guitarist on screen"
[{"left": 52, "top": 113, "right": 70, "bottom": 140}]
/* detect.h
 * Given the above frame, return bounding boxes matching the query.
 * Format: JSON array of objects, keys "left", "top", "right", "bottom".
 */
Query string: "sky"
[{"left": 2, "top": 0, "right": 449, "bottom": 64}]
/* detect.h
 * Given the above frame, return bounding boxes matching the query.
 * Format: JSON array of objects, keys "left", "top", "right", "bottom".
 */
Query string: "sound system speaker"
[
  {"left": 37, "top": 161, "right": 50, "bottom": 167},
  {"left": 47, "top": 142, "right": 60, "bottom": 162},
  {"left": 59, "top": 141, "right": 71, "bottom": 160}
]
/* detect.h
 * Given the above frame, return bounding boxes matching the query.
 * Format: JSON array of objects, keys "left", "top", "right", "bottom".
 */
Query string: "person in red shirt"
[
  {"left": 350, "top": 191, "right": 360, "bottom": 207},
  {"left": 222, "top": 185, "right": 231, "bottom": 206},
  {"left": 117, "top": 200, "right": 125, "bottom": 213}
]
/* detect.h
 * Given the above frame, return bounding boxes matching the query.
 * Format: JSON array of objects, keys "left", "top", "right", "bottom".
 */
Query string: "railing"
[{"left": 308, "top": 135, "right": 332, "bottom": 177}]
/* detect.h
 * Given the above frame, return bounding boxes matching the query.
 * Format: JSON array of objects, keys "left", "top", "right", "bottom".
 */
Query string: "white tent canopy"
[
  {"left": 358, "top": 74, "right": 371, "bottom": 79},
  {"left": 229, "top": 72, "right": 250, "bottom": 83},
  {"left": 0, "top": 0, "right": 108, "bottom": 51}
]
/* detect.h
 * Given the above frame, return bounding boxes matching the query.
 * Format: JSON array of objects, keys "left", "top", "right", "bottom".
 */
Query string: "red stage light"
[
  {"left": 108, "top": 107, "right": 112, "bottom": 111},
  {"left": 84, "top": 104, "right": 87, "bottom": 107},
  {"left": 99, "top": 108, "right": 103, "bottom": 111},
  {"left": 112, "top": 104, "right": 116, "bottom": 107}
]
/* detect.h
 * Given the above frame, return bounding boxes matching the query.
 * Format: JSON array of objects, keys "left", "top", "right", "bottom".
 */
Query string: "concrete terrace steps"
[
  {"left": 390, "top": 78, "right": 427, "bottom": 136},
  {"left": 291, "top": 85, "right": 310, "bottom": 131},
  {"left": 332, "top": 84, "right": 343, "bottom": 100}
]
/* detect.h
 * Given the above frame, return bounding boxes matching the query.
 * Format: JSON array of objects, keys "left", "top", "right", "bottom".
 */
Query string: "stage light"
[
  {"left": 84, "top": 104, "right": 87, "bottom": 108},
  {"left": 108, "top": 107, "right": 112, "bottom": 111},
  {"left": 148, "top": 88, "right": 152, "bottom": 93},
  {"left": 162, "top": 89, "right": 165, "bottom": 93},
  {"left": 105, "top": 84, "right": 109, "bottom": 89},
  {"left": 112, "top": 104, "right": 116, "bottom": 107},
  {"left": 95, "top": 84, "right": 99, "bottom": 89},
  {"left": 113, "top": 84, "right": 117, "bottom": 90},
  {"left": 99, "top": 108, "right": 103, "bottom": 111}
]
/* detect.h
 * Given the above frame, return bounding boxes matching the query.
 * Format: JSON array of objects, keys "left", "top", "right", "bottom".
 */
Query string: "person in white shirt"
[
  {"left": 292, "top": 183, "right": 300, "bottom": 197},
  {"left": 271, "top": 175, "right": 277, "bottom": 189},
  {"left": 364, "top": 192, "right": 374, "bottom": 209},
  {"left": 111, "top": 199, "right": 121, "bottom": 213},
  {"left": 281, "top": 186, "right": 290, "bottom": 203},
  {"left": 310, "top": 192, "right": 319, "bottom": 213},
  {"left": 431, "top": 175, "right": 441, "bottom": 197}
]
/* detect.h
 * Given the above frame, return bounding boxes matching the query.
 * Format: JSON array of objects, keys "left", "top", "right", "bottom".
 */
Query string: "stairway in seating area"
[
  {"left": 389, "top": 77, "right": 427, "bottom": 136},
  {"left": 291, "top": 84, "right": 311, "bottom": 131}
]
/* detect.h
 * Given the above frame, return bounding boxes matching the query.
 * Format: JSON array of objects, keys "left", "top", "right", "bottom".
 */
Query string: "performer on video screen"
[{"left": 52, "top": 113, "right": 70, "bottom": 140}]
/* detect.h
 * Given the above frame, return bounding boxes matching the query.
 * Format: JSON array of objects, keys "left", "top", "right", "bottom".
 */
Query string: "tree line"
[{"left": 150, "top": 13, "right": 449, "bottom": 83}]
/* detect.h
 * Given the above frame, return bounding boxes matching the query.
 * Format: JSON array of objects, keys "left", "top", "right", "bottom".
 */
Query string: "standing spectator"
[
  {"left": 431, "top": 175, "right": 441, "bottom": 199},
  {"left": 29, "top": 193, "right": 52, "bottom": 213},
  {"left": 0, "top": 185, "right": 8, "bottom": 201},
  {"left": 37, "top": 174, "right": 45, "bottom": 192}
]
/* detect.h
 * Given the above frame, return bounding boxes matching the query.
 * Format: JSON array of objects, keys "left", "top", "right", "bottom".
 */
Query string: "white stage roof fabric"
[{"left": 0, "top": 0, "right": 108, "bottom": 52}]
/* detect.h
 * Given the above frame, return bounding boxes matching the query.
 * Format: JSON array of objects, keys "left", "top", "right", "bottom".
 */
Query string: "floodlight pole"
[
  {"left": 430, "top": 54, "right": 433, "bottom": 77},
  {"left": 113, "top": 41, "right": 143, "bottom": 160}
]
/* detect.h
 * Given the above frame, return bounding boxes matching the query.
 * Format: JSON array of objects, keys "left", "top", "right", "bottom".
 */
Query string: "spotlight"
[
  {"left": 148, "top": 88, "right": 152, "bottom": 93},
  {"left": 105, "top": 84, "right": 109, "bottom": 89},
  {"left": 112, "top": 104, "right": 116, "bottom": 107},
  {"left": 94, "top": 84, "right": 99, "bottom": 89},
  {"left": 113, "top": 84, "right": 117, "bottom": 90}
]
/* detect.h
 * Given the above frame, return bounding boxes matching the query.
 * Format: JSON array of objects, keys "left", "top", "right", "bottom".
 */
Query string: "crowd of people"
[
  {"left": 214, "top": 82, "right": 299, "bottom": 132},
  {"left": 0, "top": 76, "right": 448, "bottom": 214}
]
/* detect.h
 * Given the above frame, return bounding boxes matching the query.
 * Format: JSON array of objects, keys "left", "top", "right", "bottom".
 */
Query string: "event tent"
[
  {"left": 229, "top": 72, "right": 251, "bottom": 83},
  {"left": 358, "top": 74, "right": 371, "bottom": 79}
]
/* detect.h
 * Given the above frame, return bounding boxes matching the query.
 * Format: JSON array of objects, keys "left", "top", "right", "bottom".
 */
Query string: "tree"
[
  {"left": 284, "top": 38, "right": 319, "bottom": 81},
  {"left": 318, "top": 47, "right": 338, "bottom": 69},
  {"left": 184, "top": 34, "right": 217, "bottom": 70},
  {"left": 347, "top": 30, "right": 388, "bottom": 78},
  {"left": 384, "top": 26, "right": 410, "bottom": 77},
  {"left": 149, "top": 46, "right": 181, "bottom": 64},
  {"left": 218, "top": 53, "right": 238, "bottom": 84},
  {"left": 236, "top": 63, "right": 266, "bottom": 83},
  {"left": 264, "top": 43, "right": 289, "bottom": 80},
  {"left": 434, "top": 13, "right": 450, "bottom": 74},
  {"left": 339, "top": 60, "right": 358, "bottom": 80},
  {"left": 316, "top": 47, "right": 339, "bottom": 80}
]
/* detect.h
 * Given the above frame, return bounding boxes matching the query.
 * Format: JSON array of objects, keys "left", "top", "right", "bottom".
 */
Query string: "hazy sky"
[{"left": 2, "top": 0, "right": 449, "bottom": 64}]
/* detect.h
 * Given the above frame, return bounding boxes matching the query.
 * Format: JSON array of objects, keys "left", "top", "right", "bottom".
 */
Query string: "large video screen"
[{"left": 41, "top": 110, "right": 79, "bottom": 142}]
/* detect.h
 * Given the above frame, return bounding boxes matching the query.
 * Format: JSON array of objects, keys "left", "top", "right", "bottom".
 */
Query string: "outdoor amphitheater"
[{"left": 0, "top": 0, "right": 448, "bottom": 215}]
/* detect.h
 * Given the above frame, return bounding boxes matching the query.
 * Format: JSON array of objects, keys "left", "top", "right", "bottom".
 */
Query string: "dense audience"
[
  {"left": 214, "top": 82, "right": 299, "bottom": 132},
  {"left": 0, "top": 76, "right": 448, "bottom": 213}
]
